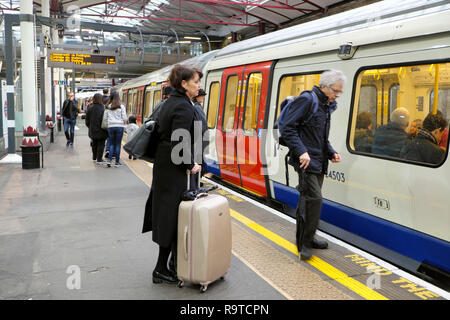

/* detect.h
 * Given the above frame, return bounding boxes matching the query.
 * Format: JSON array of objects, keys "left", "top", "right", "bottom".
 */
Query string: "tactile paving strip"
[{"left": 231, "top": 221, "right": 357, "bottom": 300}]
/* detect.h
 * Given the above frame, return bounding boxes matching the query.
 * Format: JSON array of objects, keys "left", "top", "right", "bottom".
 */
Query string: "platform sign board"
[{"left": 48, "top": 51, "right": 118, "bottom": 70}]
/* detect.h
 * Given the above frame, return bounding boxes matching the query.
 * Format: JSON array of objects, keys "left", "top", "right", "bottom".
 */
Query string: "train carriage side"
[{"left": 202, "top": 2, "right": 450, "bottom": 278}]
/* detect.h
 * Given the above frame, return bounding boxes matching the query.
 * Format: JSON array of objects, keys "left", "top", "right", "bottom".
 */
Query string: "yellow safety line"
[
  {"left": 123, "top": 150, "right": 388, "bottom": 300},
  {"left": 230, "top": 209, "right": 389, "bottom": 301}
]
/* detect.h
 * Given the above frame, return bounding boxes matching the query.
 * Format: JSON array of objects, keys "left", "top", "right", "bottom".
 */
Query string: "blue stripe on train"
[
  {"left": 272, "top": 181, "right": 450, "bottom": 273},
  {"left": 204, "top": 157, "right": 221, "bottom": 177}
]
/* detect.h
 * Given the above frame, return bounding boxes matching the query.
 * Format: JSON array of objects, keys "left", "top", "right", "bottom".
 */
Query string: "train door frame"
[
  {"left": 235, "top": 61, "right": 273, "bottom": 196},
  {"left": 203, "top": 70, "right": 222, "bottom": 172},
  {"left": 136, "top": 86, "right": 145, "bottom": 124},
  {"left": 216, "top": 66, "right": 245, "bottom": 187},
  {"left": 122, "top": 89, "right": 129, "bottom": 113},
  {"left": 144, "top": 86, "right": 153, "bottom": 120}
]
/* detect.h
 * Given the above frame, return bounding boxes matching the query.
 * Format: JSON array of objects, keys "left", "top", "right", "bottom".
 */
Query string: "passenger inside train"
[
  {"left": 408, "top": 119, "right": 423, "bottom": 139},
  {"left": 371, "top": 107, "right": 410, "bottom": 158},
  {"left": 400, "top": 111, "right": 448, "bottom": 165},
  {"left": 354, "top": 111, "right": 374, "bottom": 153}
]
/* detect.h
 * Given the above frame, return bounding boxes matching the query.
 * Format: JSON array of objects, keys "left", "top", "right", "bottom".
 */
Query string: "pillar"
[{"left": 20, "top": 0, "right": 41, "bottom": 169}]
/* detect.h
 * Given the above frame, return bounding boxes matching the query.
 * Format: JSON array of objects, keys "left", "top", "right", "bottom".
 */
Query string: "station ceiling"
[{"left": 1, "top": 0, "right": 352, "bottom": 39}]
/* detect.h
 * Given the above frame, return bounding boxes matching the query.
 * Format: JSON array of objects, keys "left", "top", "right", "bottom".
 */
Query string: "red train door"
[
  {"left": 216, "top": 66, "right": 244, "bottom": 187},
  {"left": 236, "top": 61, "right": 272, "bottom": 196},
  {"left": 216, "top": 61, "right": 272, "bottom": 196}
]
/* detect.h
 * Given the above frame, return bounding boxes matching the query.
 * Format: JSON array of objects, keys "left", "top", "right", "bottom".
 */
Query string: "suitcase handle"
[
  {"left": 186, "top": 170, "right": 201, "bottom": 190},
  {"left": 183, "top": 225, "right": 189, "bottom": 260}
]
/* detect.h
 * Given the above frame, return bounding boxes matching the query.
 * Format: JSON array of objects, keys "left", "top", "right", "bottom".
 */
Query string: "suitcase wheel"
[
  {"left": 177, "top": 280, "right": 184, "bottom": 288},
  {"left": 200, "top": 285, "right": 208, "bottom": 293}
]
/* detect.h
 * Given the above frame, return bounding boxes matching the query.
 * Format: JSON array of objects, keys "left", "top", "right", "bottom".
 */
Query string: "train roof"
[
  {"left": 209, "top": 0, "right": 450, "bottom": 70},
  {"left": 121, "top": 50, "right": 219, "bottom": 90}
]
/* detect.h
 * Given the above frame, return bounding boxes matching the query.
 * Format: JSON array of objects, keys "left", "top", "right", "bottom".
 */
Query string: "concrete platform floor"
[{"left": 0, "top": 122, "right": 284, "bottom": 300}]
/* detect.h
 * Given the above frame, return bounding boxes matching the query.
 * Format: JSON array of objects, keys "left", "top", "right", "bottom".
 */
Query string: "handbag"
[
  {"left": 101, "top": 109, "right": 109, "bottom": 130},
  {"left": 123, "top": 119, "right": 159, "bottom": 162}
]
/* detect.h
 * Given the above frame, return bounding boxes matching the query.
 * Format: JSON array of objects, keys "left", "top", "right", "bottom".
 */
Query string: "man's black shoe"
[
  {"left": 312, "top": 238, "right": 328, "bottom": 249},
  {"left": 300, "top": 246, "right": 312, "bottom": 260},
  {"left": 152, "top": 270, "right": 178, "bottom": 284}
]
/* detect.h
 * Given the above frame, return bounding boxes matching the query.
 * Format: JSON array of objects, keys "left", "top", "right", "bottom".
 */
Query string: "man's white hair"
[
  {"left": 319, "top": 70, "right": 347, "bottom": 87},
  {"left": 391, "top": 107, "right": 410, "bottom": 128}
]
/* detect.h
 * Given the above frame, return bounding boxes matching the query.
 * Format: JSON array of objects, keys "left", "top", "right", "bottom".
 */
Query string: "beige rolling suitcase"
[{"left": 177, "top": 173, "right": 232, "bottom": 293}]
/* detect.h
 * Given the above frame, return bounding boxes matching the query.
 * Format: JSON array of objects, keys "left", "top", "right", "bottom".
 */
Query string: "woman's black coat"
[
  {"left": 85, "top": 103, "right": 108, "bottom": 140},
  {"left": 142, "top": 90, "right": 197, "bottom": 248}
]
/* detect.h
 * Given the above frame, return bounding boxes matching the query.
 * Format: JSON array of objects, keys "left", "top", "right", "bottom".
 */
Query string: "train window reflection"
[
  {"left": 222, "top": 75, "right": 238, "bottom": 132},
  {"left": 243, "top": 73, "right": 262, "bottom": 136},
  {"left": 349, "top": 62, "right": 450, "bottom": 167},
  {"left": 275, "top": 73, "right": 321, "bottom": 122},
  {"left": 144, "top": 90, "right": 152, "bottom": 119},
  {"left": 153, "top": 90, "right": 161, "bottom": 113},
  {"left": 207, "top": 82, "right": 220, "bottom": 129}
]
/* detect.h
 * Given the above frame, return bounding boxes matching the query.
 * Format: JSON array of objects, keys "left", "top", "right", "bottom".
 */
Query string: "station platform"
[{"left": 0, "top": 119, "right": 448, "bottom": 302}]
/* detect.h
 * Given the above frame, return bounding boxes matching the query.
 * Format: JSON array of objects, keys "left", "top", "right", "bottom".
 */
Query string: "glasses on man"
[{"left": 329, "top": 87, "right": 343, "bottom": 95}]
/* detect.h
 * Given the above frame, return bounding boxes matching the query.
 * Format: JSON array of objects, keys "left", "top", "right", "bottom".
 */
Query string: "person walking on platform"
[
  {"left": 280, "top": 69, "right": 345, "bottom": 260},
  {"left": 85, "top": 93, "right": 108, "bottom": 166},
  {"left": 142, "top": 64, "right": 202, "bottom": 284},
  {"left": 62, "top": 92, "right": 79, "bottom": 147},
  {"left": 105, "top": 92, "right": 127, "bottom": 167},
  {"left": 102, "top": 88, "right": 110, "bottom": 105}
]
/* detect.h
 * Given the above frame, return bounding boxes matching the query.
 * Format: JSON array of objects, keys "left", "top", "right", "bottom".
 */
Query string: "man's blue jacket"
[{"left": 280, "top": 86, "right": 337, "bottom": 175}]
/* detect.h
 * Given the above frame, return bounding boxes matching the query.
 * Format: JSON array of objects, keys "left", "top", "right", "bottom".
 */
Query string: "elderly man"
[
  {"left": 280, "top": 69, "right": 346, "bottom": 260},
  {"left": 372, "top": 107, "right": 410, "bottom": 158}
]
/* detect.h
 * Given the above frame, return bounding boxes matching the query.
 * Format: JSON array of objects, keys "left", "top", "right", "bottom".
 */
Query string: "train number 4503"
[{"left": 325, "top": 170, "right": 346, "bottom": 183}]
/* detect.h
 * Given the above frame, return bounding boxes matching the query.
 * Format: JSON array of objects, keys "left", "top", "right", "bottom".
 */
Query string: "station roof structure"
[{"left": 0, "top": 0, "right": 361, "bottom": 39}]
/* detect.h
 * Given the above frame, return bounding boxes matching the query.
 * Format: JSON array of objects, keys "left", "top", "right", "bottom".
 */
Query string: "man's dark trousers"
[
  {"left": 296, "top": 169, "right": 324, "bottom": 248},
  {"left": 64, "top": 118, "right": 76, "bottom": 144}
]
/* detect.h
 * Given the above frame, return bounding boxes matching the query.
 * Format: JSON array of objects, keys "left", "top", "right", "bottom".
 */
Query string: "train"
[{"left": 114, "top": 0, "right": 450, "bottom": 284}]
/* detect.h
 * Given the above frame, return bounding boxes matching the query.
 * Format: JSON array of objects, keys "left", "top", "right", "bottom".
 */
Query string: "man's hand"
[
  {"left": 331, "top": 153, "right": 341, "bottom": 163},
  {"left": 299, "top": 152, "right": 310, "bottom": 169}
]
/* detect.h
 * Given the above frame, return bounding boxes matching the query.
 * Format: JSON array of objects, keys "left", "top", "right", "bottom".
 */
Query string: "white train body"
[{"left": 120, "top": 0, "right": 450, "bottom": 276}]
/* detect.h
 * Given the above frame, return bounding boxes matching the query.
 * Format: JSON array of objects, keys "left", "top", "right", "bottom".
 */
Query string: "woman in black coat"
[
  {"left": 85, "top": 93, "right": 108, "bottom": 164},
  {"left": 142, "top": 64, "right": 201, "bottom": 284}
]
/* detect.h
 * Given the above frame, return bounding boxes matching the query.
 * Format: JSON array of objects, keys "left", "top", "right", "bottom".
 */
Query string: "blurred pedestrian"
[
  {"left": 85, "top": 93, "right": 108, "bottom": 166},
  {"left": 105, "top": 92, "right": 127, "bottom": 167}
]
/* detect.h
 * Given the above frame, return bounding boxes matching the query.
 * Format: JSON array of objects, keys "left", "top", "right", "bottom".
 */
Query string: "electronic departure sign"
[{"left": 48, "top": 51, "right": 118, "bottom": 70}]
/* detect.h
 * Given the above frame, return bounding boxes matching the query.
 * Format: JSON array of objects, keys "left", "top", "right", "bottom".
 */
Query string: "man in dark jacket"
[
  {"left": 85, "top": 93, "right": 109, "bottom": 165},
  {"left": 400, "top": 111, "right": 448, "bottom": 165},
  {"left": 62, "top": 92, "right": 79, "bottom": 147},
  {"left": 280, "top": 69, "right": 345, "bottom": 260},
  {"left": 372, "top": 107, "right": 410, "bottom": 158}
]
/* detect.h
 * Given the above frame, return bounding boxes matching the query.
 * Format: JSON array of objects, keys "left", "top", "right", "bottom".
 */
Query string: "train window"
[
  {"left": 242, "top": 73, "right": 262, "bottom": 136},
  {"left": 222, "top": 75, "right": 239, "bottom": 132},
  {"left": 153, "top": 90, "right": 161, "bottom": 112},
  {"left": 144, "top": 90, "right": 152, "bottom": 119},
  {"left": 207, "top": 82, "right": 220, "bottom": 129},
  {"left": 430, "top": 88, "right": 450, "bottom": 122},
  {"left": 358, "top": 85, "right": 378, "bottom": 130},
  {"left": 349, "top": 62, "right": 450, "bottom": 167},
  {"left": 275, "top": 73, "right": 321, "bottom": 122}
]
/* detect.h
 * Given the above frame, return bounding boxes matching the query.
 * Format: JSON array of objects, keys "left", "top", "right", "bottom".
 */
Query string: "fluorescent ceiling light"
[
  {"left": 175, "top": 41, "right": 191, "bottom": 44},
  {"left": 184, "top": 36, "right": 201, "bottom": 40}
]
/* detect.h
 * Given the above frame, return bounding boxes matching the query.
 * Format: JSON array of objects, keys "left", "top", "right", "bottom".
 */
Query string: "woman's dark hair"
[
  {"left": 93, "top": 93, "right": 103, "bottom": 105},
  {"left": 110, "top": 91, "right": 121, "bottom": 109},
  {"left": 423, "top": 110, "right": 448, "bottom": 132},
  {"left": 168, "top": 64, "right": 198, "bottom": 94},
  {"left": 128, "top": 115, "right": 136, "bottom": 124}
]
